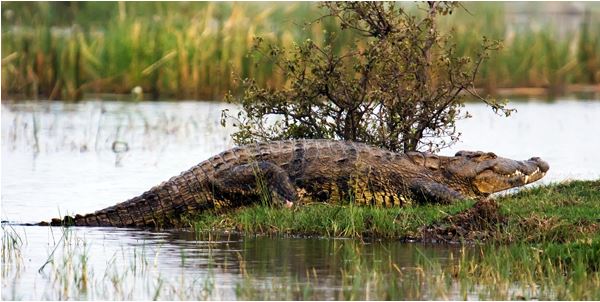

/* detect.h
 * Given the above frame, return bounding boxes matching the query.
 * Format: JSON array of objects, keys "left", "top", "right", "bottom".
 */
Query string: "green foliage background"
[{"left": 2, "top": 2, "right": 599, "bottom": 100}]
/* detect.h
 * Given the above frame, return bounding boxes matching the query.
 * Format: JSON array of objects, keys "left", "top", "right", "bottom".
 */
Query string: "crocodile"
[{"left": 43, "top": 139, "right": 549, "bottom": 228}]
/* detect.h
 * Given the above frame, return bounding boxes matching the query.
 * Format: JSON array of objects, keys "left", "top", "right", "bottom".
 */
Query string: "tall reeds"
[{"left": 2, "top": 2, "right": 599, "bottom": 100}]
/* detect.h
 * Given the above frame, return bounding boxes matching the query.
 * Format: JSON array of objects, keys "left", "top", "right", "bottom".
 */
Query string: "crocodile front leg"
[
  {"left": 409, "top": 179, "right": 465, "bottom": 204},
  {"left": 210, "top": 161, "right": 298, "bottom": 209}
]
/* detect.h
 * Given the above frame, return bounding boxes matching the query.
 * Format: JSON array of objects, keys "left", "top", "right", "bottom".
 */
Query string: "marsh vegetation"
[{"left": 2, "top": 2, "right": 599, "bottom": 100}]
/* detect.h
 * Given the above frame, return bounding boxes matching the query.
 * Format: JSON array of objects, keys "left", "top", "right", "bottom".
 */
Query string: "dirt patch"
[{"left": 420, "top": 199, "right": 506, "bottom": 243}]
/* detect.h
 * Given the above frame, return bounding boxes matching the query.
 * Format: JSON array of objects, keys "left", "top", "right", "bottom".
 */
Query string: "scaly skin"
[{"left": 44, "top": 139, "right": 549, "bottom": 228}]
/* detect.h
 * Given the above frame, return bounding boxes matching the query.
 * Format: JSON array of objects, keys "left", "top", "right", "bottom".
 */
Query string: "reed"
[
  {"left": 1, "top": 224, "right": 25, "bottom": 280},
  {"left": 2, "top": 2, "right": 599, "bottom": 101}
]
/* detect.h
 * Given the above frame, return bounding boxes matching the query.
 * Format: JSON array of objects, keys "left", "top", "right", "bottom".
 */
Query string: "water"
[
  {"left": 2, "top": 99, "right": 599, "bottom": 300},
  {"left": 3, "top": 227, "right": 469, "bottom": 300}
]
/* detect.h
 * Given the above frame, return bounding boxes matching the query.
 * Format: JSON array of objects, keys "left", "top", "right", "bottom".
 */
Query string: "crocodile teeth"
[
  {"left": 508, "top": 170, "right": 523, "bottom": 177},
  {"left": 504, "top": 168, "right": 543, "bottom": 178}
]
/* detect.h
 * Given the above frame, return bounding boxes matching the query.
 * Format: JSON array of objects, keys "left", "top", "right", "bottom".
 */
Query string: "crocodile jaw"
[{"left": 473, "top": 160, "right": 549, "bottom": 194}]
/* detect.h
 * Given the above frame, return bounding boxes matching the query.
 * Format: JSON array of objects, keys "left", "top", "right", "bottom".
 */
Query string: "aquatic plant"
[{"left": 1, "top": 224, "right": 25, "bottom": 280}]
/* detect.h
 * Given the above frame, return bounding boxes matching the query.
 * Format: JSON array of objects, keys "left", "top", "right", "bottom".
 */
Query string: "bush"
[{"left": 223, "top": 2, "right": 513, "bottom": 152}]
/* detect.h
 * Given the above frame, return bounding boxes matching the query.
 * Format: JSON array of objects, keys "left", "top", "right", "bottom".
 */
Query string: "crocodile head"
[{"left": 407, "top": 150, "right": 549, "bottom": 198}]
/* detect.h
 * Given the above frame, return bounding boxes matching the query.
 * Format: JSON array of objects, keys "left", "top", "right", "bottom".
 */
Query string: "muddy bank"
[{"left": 419, "top": 199, "right": 505, "bottom": 243}]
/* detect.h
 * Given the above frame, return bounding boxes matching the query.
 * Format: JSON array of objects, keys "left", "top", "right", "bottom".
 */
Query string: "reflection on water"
[
  {"left": 1, "top": 98, "right": 599, "bottom": 300},
  {"left": 3, "top": 226, "right": 466, "bottom": 300}
]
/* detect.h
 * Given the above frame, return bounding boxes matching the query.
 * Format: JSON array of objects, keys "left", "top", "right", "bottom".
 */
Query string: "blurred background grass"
[{"left": 2, "top": 2, "right": 599, "bottom": 101}]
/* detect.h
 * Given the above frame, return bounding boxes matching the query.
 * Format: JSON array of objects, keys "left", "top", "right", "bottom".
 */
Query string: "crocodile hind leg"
[
  {"left": 409, "top": 179, "right": 465, "bottom": 204},
  {"left": 209, "top": 161, "right": 298, "bottom": 209}
]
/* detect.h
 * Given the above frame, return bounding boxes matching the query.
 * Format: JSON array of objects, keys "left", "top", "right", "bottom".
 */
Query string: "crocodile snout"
[{"left": 529, "top": 157, "right": 550, "bottom": 173}]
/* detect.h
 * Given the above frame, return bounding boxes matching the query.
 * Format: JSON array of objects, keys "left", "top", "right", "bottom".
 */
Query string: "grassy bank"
[
  {"left": 2, "top": 2, "right": 599, "bottom": 100},
  {"left": 191, "top": 180, "right": 600, "bottom": 243}
]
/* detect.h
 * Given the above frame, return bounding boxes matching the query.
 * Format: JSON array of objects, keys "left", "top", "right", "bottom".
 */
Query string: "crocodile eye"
[
  {"left": 455, "top": 151, "right": 482, "bottom": 158},
  {"left": 484, "top": 152, "right": 497, "bottom": 159},
  {"left": 455, "top": 151, "right": 468, "bottom": 157}
]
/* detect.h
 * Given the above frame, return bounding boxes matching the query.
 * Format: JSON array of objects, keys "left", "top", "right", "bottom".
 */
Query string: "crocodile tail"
[
  {"left": 40, "top": 141, "right": 289, "bottom": 228},
  {"left": 45, "top": 167, "right": 215, "bottom": 228},
  {"left": 51, "top": 191, "right": 164, "bottom": 228}
]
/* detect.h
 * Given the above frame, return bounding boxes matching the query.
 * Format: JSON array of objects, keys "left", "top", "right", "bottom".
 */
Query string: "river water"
[{"left": 1, "top": 99, "right": 599, "bottom": 299}]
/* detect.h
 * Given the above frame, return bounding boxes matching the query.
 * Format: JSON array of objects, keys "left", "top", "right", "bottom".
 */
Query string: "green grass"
[
  {"left": 191, "top": 180, "right": 600, "bottom": 244},
  {"left": 192, "top": 200, "right": 476, "bottom": 239},
  {"left": 501, "top": 180, "right": 600, "bottom": 220},
  {"left": 2, "top": 2, "right": 599, "bottom": 100},
  {"left": 435, "top": 239, "right": 600, "bottom": 300},
  {"left": 498, "top": 180, "right": 600, "bottom": 243}
]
